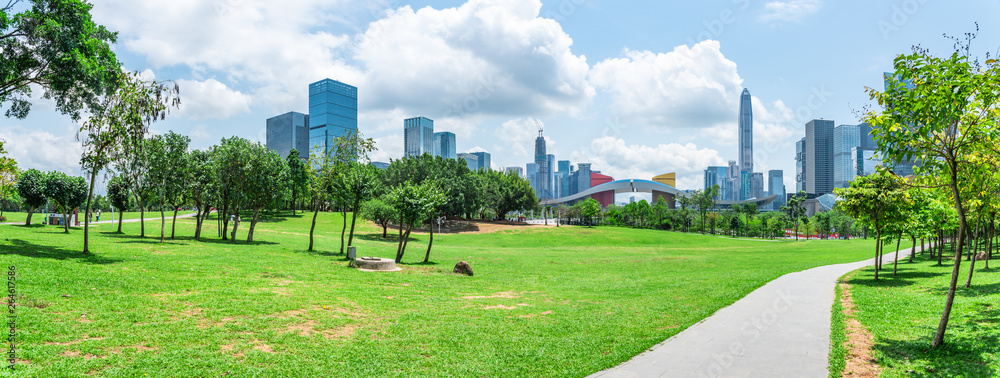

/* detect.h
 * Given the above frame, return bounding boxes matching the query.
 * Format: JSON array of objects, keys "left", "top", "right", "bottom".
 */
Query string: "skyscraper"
[
  {"left": 526, "top": 163, "right": 539, "bottom": 195},
  {"left": 727, "top": 160, "right": 740, "bottom": 201},
  {"left": 796, "top": 137, "right": 807, "bottom": 193},
  {"left": 805, "top": 119, "right": 835, "bottom": 195},
  {"left": 433, "top": 131, "right": 456, "bottom": 159},
  {"left": 266, "top": 111, "right": 309, "bottom": 160},
  {"left": 704, "top": 166, "right": 728, "bottom": 200},
  {"left": 768, "top": 170, "right": 785, "bottom": 210},
  {"left": 751, "top": 172, "right": 764, "bottom": 199},
  {"left": 534, "top": 130, "right": 548, "bottom": 199},
  {"left": 505, "top": 166, "right": 524, "bottom": 177},
  {"left": 404, "top": 117, "right": 434, "bottom": 157},
  {"left": 308, "top": 79, "right": 358, "bottom": 158},
  {"left": 558, "top": 160, "right": 571, "bottom": 199},
  {"left": 833, "top": 123, "right": 875, "bottom": 189},
  {"left": 470, "top": 151, "right": 491, "bottom": 170},
  {"left": 458, "top": 153, "right": 478, "bottom": 170},
  {"left": 739, "top": 88, "right": 753, "bottom": 173},
  {"left": 547, "top": 154, "right": 556, "bottom": 199}
]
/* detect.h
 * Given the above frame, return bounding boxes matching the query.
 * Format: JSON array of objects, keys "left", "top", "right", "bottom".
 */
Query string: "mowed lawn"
[
  {"left": 1, "top": 211, "right": 198, "bottom": 225},
  {"left": 2, "top": 213, "right": 875, "bottom": 377},
  {"left": 841, "top": 253, "right": 1000, "bottom": 377}
]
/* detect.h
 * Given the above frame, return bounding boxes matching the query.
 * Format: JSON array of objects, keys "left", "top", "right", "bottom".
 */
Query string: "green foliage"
[
  {"left": 360, "top": 196, "right": 396, "bottom": 238},
  {"left": 42, "top": 170, "right": 87, "bottom": 232},
  {"left": 577, "top": 197, "right": 601, "bottom": 226},
  {"left": 0, "top": 141, "right": 16, "bottom": 200},
  {"left": 387, "top": 180, "right": 445, "bottom": 262},
  {"left": 16, "top": 167, "right": 46, "bottom": 224},
  {"left": 1, "top": 0, "right": 121, "bottom": 120},
  {"left": 106, "top": 174, "right": 129, "bottom": 212},
  {"left": 285, "top": 148, "right": 309, "bottom": 211}
]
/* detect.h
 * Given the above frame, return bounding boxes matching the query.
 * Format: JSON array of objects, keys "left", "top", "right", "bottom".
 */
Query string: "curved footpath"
[{"left": 589, "top": 243, "right": 929, "bottom": 378}]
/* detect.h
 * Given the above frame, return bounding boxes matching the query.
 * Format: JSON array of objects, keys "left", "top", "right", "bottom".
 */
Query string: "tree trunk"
[
  {"left": 340, "top": 208, "right": 347, "bottom": 254},
  {"left": 117, "top": 207, "right": 124, "bottom": 233},
  {"left": 874, "top": 231, "right": 881, "bottom": 281},
  {"left": 382, "top": 222, "right": 387, "bottom": 238},
  {"left": 396, "top": 226, "right": 413, "bottom": 263},
  {"left": 909, "top": 236, "right": 916, "bottom": 263},
  {"left": 931, "top": 176, "right": 969, "bottom": 349},
  {"left": 194, "top": 207, "right": 204, "bottom": 240},
  {"left": 171, "top": 207, "right": 179, "bottom": 239},
  {"left": 347, "top": 200, "right": 360, "bottom": 248},
  {"left": 25, "top": 205, "right": 35, "bottom": 226},
  {"left": 229, "top": 212, "right": 239, "bottom": 242},
  {"left": 139, "top": 202, "right": 146, "bottom": 237},
  {"left": 308, "top": 205, "right": 319, "bottom": 251},
  {"left": 247, "top": 209, "right": 260, "bottom": 243},
  {"left": 221, "top": 202, "right": 229, "bottom": 240},
  {"left": 84, "top": 169, "right": 98, "bottom": 253},
  {"left": 425, "top": 214, "right": 435, "bottom": 263},
  {"left": 159, "top": 199, "right": 166, "bottom": 243},
  {"left": 893, "top": 236, "right": 901, "bottom": 276}
]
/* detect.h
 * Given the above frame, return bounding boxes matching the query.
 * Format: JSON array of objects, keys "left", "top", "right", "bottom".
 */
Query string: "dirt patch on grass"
[
  {"left": 322, "top": 324, "right": 358, "bottom": 339},
  {"left": 519, "top": 310, "right": 553, "bottom": 319},
  {"left": 107, "top": 345, "right": 158, "bottom": 354},
  {"left": 61, "top": 350, "right": 103, "bottom": 359},
  {"left": 461, "top": 291, "right": 520, "bottom": 300},
  {"left": 483, "top": 305, "right": 518, "bottom": 310},
  {"left": 251, "top": 339, "right": 275, "bottom": 353},
  {"left": 839, "top": 281, "right": 881, "bottom": 378},
  {"left": 46, "top": 336, "right": 104, "bottom": 346}
]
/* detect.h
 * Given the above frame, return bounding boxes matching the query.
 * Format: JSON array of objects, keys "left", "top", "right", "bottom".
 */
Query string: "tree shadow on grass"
[
  {"left": 97, "top": 231, "right": 278, "bottom": 246},
  {"left": 847, "top": 267, "right": 948, "bottom": 288},
  {"left": 874, "top": 306, "right": 999, "bottom": 377},
  {"left": 1, "top": 239, "right": 122, "bottom": 265},
  {"left": 353, "top": 233, "right": 406, "bottom": 243}
]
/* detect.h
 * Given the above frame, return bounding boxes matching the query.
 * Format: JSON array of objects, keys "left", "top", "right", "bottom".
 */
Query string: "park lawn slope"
[
  {"left": 2, "top": 214, "right": 874, "bottom": 377},
  {"left": 839, "top": 253, "right": 1000, "bottom": 377}
]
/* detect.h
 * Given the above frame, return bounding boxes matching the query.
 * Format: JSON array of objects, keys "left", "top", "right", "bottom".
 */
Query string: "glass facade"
[
  {"left": 805, "top": 120, "right": 834, "bottom": 195},
  {"left": 526, "top": 163, "right": 539, "bottom": 195},
  {"left": 266, "top": 111, "right": 309, "bottom": 160},
  {"left": 308, "top": 79, "right": 358, "bottom": 159},
  {"left": 768, "top": 170, "right": 785, "bottom": 210},
  {"left": 458, "top": 153, "right": 477, "bottom": 170},
  {"left": 471, "top": 151, "right": 491, "bottom": 171},
  {"left": 833, "top": 124, "right": 874, "bottom": 189},
  {"left": 505, "top": 166, "right": 524, "bottom": 177},
  {"left": 750, "top": 172, "right": 764, "bottom": 199},
  {"left": 404, "top": 117, "right": 434, "bottom": 157},
  {"left": 703, "top": 166, "right": 728, "bottom": 200},
  {"left": 433, "top": 131, "right": 456, "bottom": 159},
  {"left": 795, "top": 138, "right": 806, "bottom": 193},
  {"left": 739, "top": 88, "right": 754, "bottom": 172}
]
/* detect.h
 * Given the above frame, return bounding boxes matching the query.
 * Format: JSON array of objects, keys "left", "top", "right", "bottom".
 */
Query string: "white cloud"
[
  {"left": 573, "top": 136, "right": 726, "bottom": 190},
  {"left": 355, "top": 0, "right": 594, "bottom": 118},
  {"left": 176, "top": 79, "right": 252, "bottom": 120},
  {"left": 370, "top": 133, "right": 403, "bottom": 163},
  {"left": 0, "top": 126, "right": 84, "bottom": 175},
  {"left": 493, "top": 118, "right": 551, "bottom": 158},
  {"left": 759, "top": 0, "right": 822, "bottom": 23},
  {"left": 589, "top": 40, "right": 743, "bottom": 129}
]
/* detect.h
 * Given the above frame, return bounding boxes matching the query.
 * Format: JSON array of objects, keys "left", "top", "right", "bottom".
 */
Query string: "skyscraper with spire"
[
  {"left": 738, "top": 88, "right": 753, "bottom": 173},
  {"left": 534, "top": 129, "right": 549, "bottom": 199}
]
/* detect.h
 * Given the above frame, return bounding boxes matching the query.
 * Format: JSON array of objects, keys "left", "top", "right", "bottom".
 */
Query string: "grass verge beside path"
[
  {"left": 2, "top": 214, "right": 875, "bottom": 377},
  {"left": 835, "top": 253, "right": 1000, "bottom": 377}
]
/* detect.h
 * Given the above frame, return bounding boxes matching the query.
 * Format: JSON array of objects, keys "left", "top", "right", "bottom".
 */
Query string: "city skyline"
[{"left": 2, "top": 1, "right": 995, "bottom": 193}]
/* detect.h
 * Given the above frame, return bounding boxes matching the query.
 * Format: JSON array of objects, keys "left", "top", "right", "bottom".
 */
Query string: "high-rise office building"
[
  {"left": 833, "top": 123, "right": 875, "bottom": 189},
  {"left": 547, "top": 154, "right": 556, "bottom": 199},
  {"left": 470, "top": 151, "right": 491, "bottom": 171},
  {"left": 574, "top": 163, "right": 592, "bottom": 195},
  {"left": 704, "top": 166, "right": 728, "bottom": 200},
  {"left": 740, "top": 171, "right": 752, "bottom": 200},
  {"left": 433, "top": 131, "right": 456, "bottom": 159},
  {"left": 266, "top": 111, "right": 309, "bottom": 160},
  {"left": 308, "top": 79, "right": 358, "bottom": 158},
  {"left": 558, "top": 160, "right": 571, "bottom": 199},
  {"left": 505, "top": 166, "right": 524, "bottom": 178},
  {"left": 768, "top": 170, "right": 785, "bottom": 210},
  {"left": 751, "top": 172, "right": 764, "bottom": 199},
  {"left": 404, "top": 117, "right": 434, "bottom": 157},
  {"left": 795, "top": 137, "right": 807, "bottom": 193},
  {"left": 739, "top": 88, "right": 754, "bottom": 172},
  {"left": 526, "top": 163, "right": 539, "bottom": 195},
  {"left": 852, "top": 147, "right": 881, "bottom": 178},
  {"left": 534, "top": 131, "right": 548, "bottom": 199},
  {"left": 458, "top": 153, "right": 478, "bottom": 170},
  {"left": 726, "top": 160, "right": 740, "bottom": 201},
  {"left": 805, "top": 120, "right": 835, "bottom": 195}
]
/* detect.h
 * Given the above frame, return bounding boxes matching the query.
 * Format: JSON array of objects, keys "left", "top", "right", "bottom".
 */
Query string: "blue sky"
[{"left": 3, "top": 0, "right": 998, "bottom": 193}]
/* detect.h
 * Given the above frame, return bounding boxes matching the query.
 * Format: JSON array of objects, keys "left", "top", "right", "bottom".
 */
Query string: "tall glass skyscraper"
[
  {"left": 534, "top": 132, "right": 548, "bottom": 199},
  {"left": 704, "top": 166, "right": 728, "bottom": 200},
  {"left": 833, "top": 123, "right": 875, "bottom": 189},
  {"left": 547, "top": 154, "right": 556, "bottom": 199},
  {"left": 768, "top": 170, "right": 785, "bottom": 210},
  {"left": 471, "top": 151, "right": 491, "bottom": 171},
  {"left": 739, "top": 88, "right": 754, "bottom": 172},
  {"left": 806, "top": 119, "right": 835, "bottom": 195},
  {"left": 308, "top": 79, "right": 357, "bottom": 158},
  {"left": 404, "top": 117, "right": 434, "bottom": 157},
  {"left": 433, "top": 131, "right": 456, "bottom": 159},
  {"left": 266, "top": 111, "right": 309, "bottom": 160}
]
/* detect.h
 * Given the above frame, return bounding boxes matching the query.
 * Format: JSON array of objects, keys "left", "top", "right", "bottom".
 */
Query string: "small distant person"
[{"left": 96, "top": 210, "right": 101, "bottom": 222}]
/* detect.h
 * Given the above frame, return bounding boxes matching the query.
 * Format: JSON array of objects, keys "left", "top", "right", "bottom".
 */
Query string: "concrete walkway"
[{"left": 589, "top": 242, "right": 929, "bottom": 378}]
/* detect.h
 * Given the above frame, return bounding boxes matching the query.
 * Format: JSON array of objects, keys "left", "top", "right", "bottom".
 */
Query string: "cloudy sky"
[{"left": 3, "top": 0, "right": 998, "bottom": 193}]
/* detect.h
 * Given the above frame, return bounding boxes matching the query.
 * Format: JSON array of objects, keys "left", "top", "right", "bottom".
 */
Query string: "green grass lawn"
[
  {"left": 1, "top": 211, "right": 197, "bottom": 225},
  {"left": 839, "top": 252, "right": 999, "bottom": 377},
  {"left": 1, "top": 213, "right": 876, "bottom": 377}
]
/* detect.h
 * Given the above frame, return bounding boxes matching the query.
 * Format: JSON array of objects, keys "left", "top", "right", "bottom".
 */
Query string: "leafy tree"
[
  {"left": 106, "top": 174, "right": 129, "bottom": 233},
  {"left": 388, "top": 180, "right": 444, "bottom": 263},
  {"left": 285, "top": 148, "right": 308, "bottom": 213},
  {"left": 243, "top": 143, "right": 288, "bottom": 242},
  {"left": 16, "top": 168, "right": 46, "bottom": 225},
  {"left": 0, "top": 141, "right": 16, "bottom": 216},
  {"left": 361, "top": 196, "right": 396, "bottom": 238},
  {"left": 212, "top": 137, "right": 254, "bottom": 241},
  {"left": 186, "top": 149, "right": 215, "bottom": 240},
  {"left": 781, "top": 191, "right": 808, "bottom": 241},
  {"left": 578, "top": 198, "right": 601, "bottom": 227},
  {"left": 306, "top": 150, "right": 338, "bottom": 252},
  {"left": 1, "top": 0, "right": 120, "bottom": 120},
  {"left": 115, "top": 137, "right": 155, "bottom": 237},
  {"left": 43, "top": 171, "right": 87, "bottom": 233},
  {"left": 146, "top": 131, "right": 190, "bottom": 242},
  {"left": 694, "top": 185, "right": 720, "bottom": 234},
  {"left": 864, "top": 36, "right": 1000, "bottom": 347},
  {"left": 835, "top": 169, "right": 909, "bottom": 280}
]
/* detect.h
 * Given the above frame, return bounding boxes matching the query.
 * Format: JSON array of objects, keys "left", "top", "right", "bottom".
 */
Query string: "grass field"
[
  {"left": 838, "top": 251, "right": 999, "bottom": 377},
  {"left": 1, "top": 211, "right": 198, "bottom": 225},
  {"left": 1, "top": 212, "right": 876, "bottom": 377}
]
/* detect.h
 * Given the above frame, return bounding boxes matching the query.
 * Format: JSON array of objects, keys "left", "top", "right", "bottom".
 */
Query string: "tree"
[
  {"left": 0, "top": 141, "right": 16, "bottom": 217},
  {"left": 343, "top": 162, "right": 382, "bottom": 248},
  {"left": 1, "top": 0, "right": 120, "bottom": 120},
  {"left": 80, "top": 71, "right": 180, "bottom": 251},
  {"left": 388, "top": 180, "right": 444, "bottom": 263},
  {"left": 116, "top": 136, "right": 155, "bottom": 237},
  {"left": 243, "top": 143, "right": 288, "bottom": 243},
  {"left": 865, "top": 35, "right": 1000, "bottom": 347},
  {"left": 213, "top": 137, "right": 253, "bottom": 241},
  {"left": 361, "top": 196, "right": 395, "bottom": 238},
  {"left": 694, "top": 185, "right": 720, "bottom": 234},
  {"left": 43, "top": 171, "right": 87, "bottom": 233},
  {"left": 835, "top": 169, "right": 909, "bottom": 280},
  {"left": 578, "top": 198, "right": 601, "bottom": 227},
  {"left": 106, "top": 174, "right": 129, "bottom": 233},
  {"left": 146, "top": 131, "right": 190, "bottom": 242},
  {"left": 781, "top": 191, "right": 808, "bottom": 241},
  {"left": 285, "top": 148, "right": 308, "bottom": 214},
  {"left": 185, "top": 149, "right": 215, "bottom": 240},
  {"left": 16, "top": 168, "right": 46, "bottom": 225}
]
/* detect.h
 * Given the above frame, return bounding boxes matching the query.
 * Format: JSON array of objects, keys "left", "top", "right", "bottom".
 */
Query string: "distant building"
[
  {"left": 768, "top": 170, "right": 785, "bottom": 210},
  {"left": 505, "top": 166, "right": 524, "bottom": 177},
  {"left": 266, "top": 111, "right": 309, "bottom": 160},
  {"left": 805, "top": 119, "right": 835, "bottom": 195},
  {"left": 727, "top": 160, "right": 740, "bottom": 201},
  {"left": 404, "top": 117, "right": 434, "bottom": 157},
  {"left": 568, "top": 163, "right": 592, "bottom": 196},
  {"left": 534, "top": 131, "right": 549, "bottom": 199},
  {"left": 546, "top": 154, "right": 556, "bottom": 199},
  {"left": 526, "top": 163, "right": 539, "bottom": 195},
  {"left": 308, "top": 79, "right": 357, "bottom": 158},
  {"left": 833, "top": 123, "right": 875, "bottom": 189},
  {"left": 557, "top": 160, "right": 572, "bottom": 199},
  {"left": 458, "top": 153, "right": 478, "bottom": 170},
  {"left": 796, "top": 137, "right": 807, "bottom": 193},
  {"left": 433, "top": 131, "right": 456, "bottom": 159},
  {"left": 653, "top": 172, "right": 677, "bottom": 188},
  {"left": 470, "top": 151, "right": 491, "bottom": 170},
  {"left": 739, "top": 88, "right": 754, "bottom": 172},
  {"left": 704, "top": 167, "right": 728, "bottom": 199},
  {"left": 751, "top": 172, "right": 764, "bottom": 199},
  {"left": 371, "top": 162, "right": 390, "bottom": 170},
  {"left": 852, "top": 147, "right": 881, "bottom": 178},
  {"left": 590, "top": 171, "right": 614, "bottom": 205}
]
